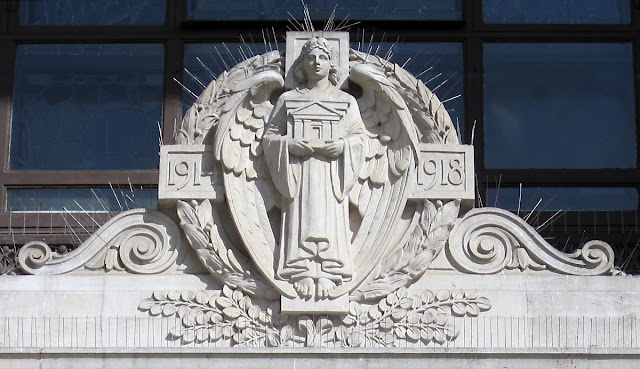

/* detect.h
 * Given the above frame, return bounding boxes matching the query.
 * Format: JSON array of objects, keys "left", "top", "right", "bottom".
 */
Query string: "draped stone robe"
[{"left": 264, "top": 86, "right": 366, "bottom": 284}]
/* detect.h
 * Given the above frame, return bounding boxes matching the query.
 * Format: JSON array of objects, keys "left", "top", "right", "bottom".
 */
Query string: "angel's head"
[{"left": 295, "top": 37, "right": 340, "bottom": 86}]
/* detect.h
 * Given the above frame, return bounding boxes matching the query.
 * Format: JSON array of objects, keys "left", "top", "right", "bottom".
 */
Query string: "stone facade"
[{"left": 1, "top": 30, "right": 637, "bottom": 368}]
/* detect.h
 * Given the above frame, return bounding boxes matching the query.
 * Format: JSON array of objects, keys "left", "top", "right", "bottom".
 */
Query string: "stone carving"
[
  {"left": 353, "top": 199, "right": 460, "bottom": 301},
  {"left": 167, "top": 29, "right": 616, "bottom": 320},
  {"left": 177, "top": 199, "right": 276, "bottom": 298},
  {"left": 138, "top": 285, "right": 491, "bottom": 347},
  {"left": 447, "top": 207, "right": 615, "bottom": 275},
  {"left": 158, "top": 145, "right": 224, "bottom": 206},
  {"left": 175, "top": 30, "right": 467, "bottom": 312},
  {"left": 18, "top": 209, "right": 183, "bottom": 274},
  {"left": 413, "top": 144, "right": 474, "bottom": 207},
  {"left": 263, "top": 36, "right": 367, "bottom": 299}
]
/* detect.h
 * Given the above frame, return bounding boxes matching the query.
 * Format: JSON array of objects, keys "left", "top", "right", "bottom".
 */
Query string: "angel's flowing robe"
[{"left": 264, "top": 86, "right": 366, "bottom": 284}]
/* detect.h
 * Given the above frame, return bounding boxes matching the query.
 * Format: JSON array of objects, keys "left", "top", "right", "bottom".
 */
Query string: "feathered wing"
[
  {"left": 340, "top": 50, "right": 461, "bottom": 298},
  {"left": 210, "top": 52, "right": 297, "bottom": 297},
  {"left": 331, "top": 52, "right": 421, "bottom": 297}
]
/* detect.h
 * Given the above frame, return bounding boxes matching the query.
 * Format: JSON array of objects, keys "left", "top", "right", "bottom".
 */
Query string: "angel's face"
[{"left": 302, "top": 48, "right": 330, "bottom": 82}]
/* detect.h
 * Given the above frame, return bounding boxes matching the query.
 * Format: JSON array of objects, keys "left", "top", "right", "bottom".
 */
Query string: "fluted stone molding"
[
  {"left": 18, "top": 208, "right": 182, "bottom": 275},
  {"left": 446, "top": 207, "right": 615, "bottom": 275}
]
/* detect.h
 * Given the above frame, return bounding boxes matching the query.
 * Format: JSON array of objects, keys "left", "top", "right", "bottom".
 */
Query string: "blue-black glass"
[
  {"left": 484, "top": 43, "right": 636, "bottom": 169},
  {"left": 187, "top": 0, "right": 462, "bottom": 20},
  {"left": 6, "top": 188, "right": 158, "bottom": 212},
  {"left": 184, "top": 42, "right": 464, "bottom": 139},
  {"left": 484, "top": 0, "right": 630, "bottom": 24},
  {"left": 11, "top": 44, "right": 164, "bottom": 170},
  {"left": 486, "top": 187, "right": 638, "bottom": 211},
  {"left": 19, "top": 0, "right": 166, "bottom": 25}
]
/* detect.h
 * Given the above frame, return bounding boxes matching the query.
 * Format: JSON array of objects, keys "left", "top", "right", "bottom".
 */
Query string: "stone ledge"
[{"left": 1, "top": 347, "right": 640, "bottom": 369}]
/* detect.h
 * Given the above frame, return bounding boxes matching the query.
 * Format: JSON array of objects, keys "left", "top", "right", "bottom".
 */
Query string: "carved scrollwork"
[
  {"left": 18, "top": 241, "right": 52, "bottom": 273},
  {"left": 18, "top": 209, "right": 183, "bottom": 275},
  {"left": 446, "top": 207, "right": 615, "bottom": 275}
]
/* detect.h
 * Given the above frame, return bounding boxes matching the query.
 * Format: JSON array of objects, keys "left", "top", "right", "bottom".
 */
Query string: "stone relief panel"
[
  {"left": 12, "top": 29, "right": 621, "bottom": 350},
  {"left": 138, "top": 285, "right": 491, "bottom": 347},
  {"left": 141, "top": 29, "right": 615, "bottom": 346}
]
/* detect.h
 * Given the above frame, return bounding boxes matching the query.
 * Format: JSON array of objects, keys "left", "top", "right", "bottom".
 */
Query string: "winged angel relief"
[
  {"left": 175, "top": 31, "right": 461, "bottom": 306},
  {"left": 138, "top": 30, "right": 616, "bottom": 346}
]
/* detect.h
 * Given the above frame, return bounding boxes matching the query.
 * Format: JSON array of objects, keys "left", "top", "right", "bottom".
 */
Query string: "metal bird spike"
[
  {"left": 183, "top": 68, "right": 206, "bottom": 89},
  {"left": 287, "top": 11, "right": 304, "bottom": 31},
  {"left": 213, "top": 46, "right": 230, "bottom": 71},
  {"left": 195, "top": 56, "right": 216, "bottom": 80},
  {"left": 334, "top": 17, "right": 358, "bottom": 31},
  {"left": 324, "top": 5, "right": 337, "bottom": 31},
  {"left": 239, "top": 35, "right": 256, "bottom": 57},
  {"left": 302, "top": 1, "right": 314, "bottom": 31},
  {"left": 272, "top": 27, "right": 279, "bottom": 51},
  {"left": 172, "top": 77, "right": 198, "bottom": 99}
]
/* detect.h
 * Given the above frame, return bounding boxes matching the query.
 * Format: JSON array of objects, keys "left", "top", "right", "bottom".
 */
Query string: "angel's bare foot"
[
  {"left": 316, "top": 278, "right": 336, "bottom": 299},
  {"left": 294, "top": 277, "right": 314, "bottom": 298}
]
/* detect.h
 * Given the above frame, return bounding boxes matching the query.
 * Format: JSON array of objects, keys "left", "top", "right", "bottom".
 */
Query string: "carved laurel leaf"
[
  {"left": 182, "top": 224, "right": 209, "bottom": 250},
  {"left": 177, "top": 200, "right": 198, "bottom": 226},
  {"left": 196, "top": 199, "right": 213, "bottom": 229},
  {"left": 334, "top": 288, "right": 493, "bottom": 348},
  {"left": 177, "top": 199, "right": 274, "bottom": 298}
]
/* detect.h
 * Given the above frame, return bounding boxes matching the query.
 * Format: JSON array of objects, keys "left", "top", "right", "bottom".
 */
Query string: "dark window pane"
[
  {"left": 484, "top": 43, "right": 636, "bottom": 169},
  {"left": 487, "top": 187, "right": 638, "bottom": 211},
  {"left": 184, "top": 42, "right": 464, "bottom": 138},
  {"left": 187, "top": 0, "right": 462, "bottom": 21},
  {"left": 11, "top": 44, "right": 164, "bottom": 170},
  {"left": 20, "top": 0, "right": 166, "bottom": 25},
  {"left": 7, "top": 188, "right": 158, "bottom": 212},
  {"left": 483, "top": 0, "right": 630, "bottom": 24}
]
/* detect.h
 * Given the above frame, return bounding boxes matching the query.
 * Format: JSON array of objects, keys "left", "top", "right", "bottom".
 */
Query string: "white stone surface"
[
  {"left": 281, "top": 294, "right": 350, "bottom": 314},
  {"left": 411, "top": 143, "right": 475, "bottom": 209},
  {"left": 158, "top": 145, "right": 224, "bottom": 206},
  {"left": 2, "top": 348, "right": 640, "bottom": 369}
]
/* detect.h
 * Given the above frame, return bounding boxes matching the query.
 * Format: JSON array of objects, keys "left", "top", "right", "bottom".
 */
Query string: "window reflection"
[
  {"left": 483, "top": 0, "right": 630, "bottom": 24},
  {"left": 484, "top": 43, "right": 636, "bottom": 169},
  {"left": 187, "top": 0, "right": 462, "bottom": 21},
  {"left": 487, "top": 187, "right": 638, "bottom": 211},
  {"left": 20, "top": 0, "right": 166, "bottom": 26},
  {"left": 11, "top": 44, "right": 164, "bottom": 170},
  {"left": 7, "top": 188, "right": 158, "bottom": 212}
]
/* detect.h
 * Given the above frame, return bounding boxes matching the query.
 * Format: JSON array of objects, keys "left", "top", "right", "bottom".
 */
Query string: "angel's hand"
[
  {"left": 288, "top": 139, "right": 314, "bottom": 157},
  {"left": 318, "top": 139, "right": 344, "bottom": 158}
]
